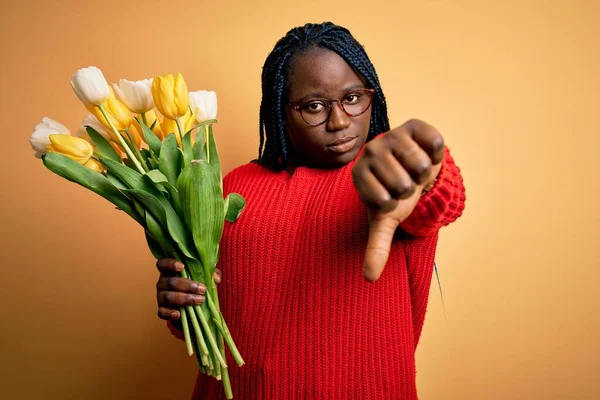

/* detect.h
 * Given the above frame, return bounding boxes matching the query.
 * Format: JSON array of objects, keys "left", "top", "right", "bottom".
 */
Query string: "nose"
[{"left": 326, "top": 102, "right": 351, "bottom": 131}]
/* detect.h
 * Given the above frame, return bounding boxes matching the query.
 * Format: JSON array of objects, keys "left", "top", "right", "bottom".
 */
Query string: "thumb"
[{"left": 363, "top": 210, "right": 400, "bottom": 282}]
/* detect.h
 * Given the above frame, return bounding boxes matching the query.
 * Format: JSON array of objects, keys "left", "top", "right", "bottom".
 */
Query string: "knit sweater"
[{"left": 169, "top": 146, "right": 466, "bottom": 399}]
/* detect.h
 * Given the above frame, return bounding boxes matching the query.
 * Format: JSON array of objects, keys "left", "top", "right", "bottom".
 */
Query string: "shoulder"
[
  {"left": 223, "top": 161, "right": 280, "bottom": 194},
  {"left": 223, "top": 162, "right": 267, "bottom": 183}
]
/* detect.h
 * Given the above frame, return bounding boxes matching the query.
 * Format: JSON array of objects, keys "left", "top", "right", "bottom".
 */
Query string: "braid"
[{"left": 257, "top": 22, "right": 390, "bottom": 170}]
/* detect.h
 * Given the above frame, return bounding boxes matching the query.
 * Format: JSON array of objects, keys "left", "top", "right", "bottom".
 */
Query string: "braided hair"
[{"left": 257, "top": 22, "right": 390, "bottom": 170}]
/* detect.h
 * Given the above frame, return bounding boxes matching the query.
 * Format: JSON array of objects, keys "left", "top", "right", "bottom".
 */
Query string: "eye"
[
  {"left": 301, "top": 101, "right": 326, "bottom": 114},
  {"left": 343, "top": 93, "right": 362, "bottom": 105}
]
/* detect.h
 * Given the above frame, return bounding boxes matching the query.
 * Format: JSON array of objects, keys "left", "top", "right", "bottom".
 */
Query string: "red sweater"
[{"left": 169, "top": 146, "right": 466, "bottom": 399}]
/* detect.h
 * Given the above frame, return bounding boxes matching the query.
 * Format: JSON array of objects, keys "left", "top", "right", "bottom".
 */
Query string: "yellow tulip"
[
  {"left": 152, "top": 73, "right": 189, "bottom": 119},
  {"left": 132, "top": 109, "right": 164, "bottom": 140},
  {"left": 161, "top": 107, "right": 198, "bottom": 146},
  {"left": 84, "top": 158, "right": 104, "bottom": 172},
  {"left": 45, "top": 134, "right": 94, "bottom": 164},
  {"left": 87, "top": 87, "right": 133, "bottom": 131}
]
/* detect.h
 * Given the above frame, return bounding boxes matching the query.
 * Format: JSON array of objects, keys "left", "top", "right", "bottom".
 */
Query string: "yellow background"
[{"left": 2, "top": 0, "right": 599, "bottom": 398}]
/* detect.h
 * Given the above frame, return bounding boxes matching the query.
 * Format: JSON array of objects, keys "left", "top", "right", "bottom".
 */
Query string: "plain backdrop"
[{"left": 1, "top": 0, "right": 599, "bottom": 398}]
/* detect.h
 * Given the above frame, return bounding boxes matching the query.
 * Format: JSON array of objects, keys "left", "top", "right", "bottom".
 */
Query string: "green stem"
[
  {"left": 212, "top": 319, "right": 223, "bottom": 380},
  {"left": 186, "top": 304, "right": 209, "bottom": 361},
  {"left": 149, "top": 150, "right": 159, "bottom": 166},
  {"left": 204, "top": 125, "right": 210, "bottom": 163},
  {"left": 181, "top": 269, "right": 225, "bottom": 367},
  {"left": 208, "top": 337, "right": 222, "bottom": 380},
  {"left": 124, "top": 129, "right": 149, "bottom": 172},
  {"left": 190, "top": 328, "right": 207, "bottom": 371},
  {"left": 175, "top": 117, "right": 185, "bottom": 147},
  {"left": 204, "top": 291, "right": 244, "bottom": 366},
  {"left": 207, "top": 351, "right": 214, "bottom": 375},
  {"left": 141, "top": 112, "right": 148, "bottom": 126},
  {"left": 98, "top": 104, "right": 145, "bottom": 174},
  {"left": 220, "top": 341, "right": 233, "bottom": 399},
  {"left": 180, "top": 307, "right": 194, "bottom": 356},
  {"left": 194, "top": 304, "right": 227, "bottom": 368}
]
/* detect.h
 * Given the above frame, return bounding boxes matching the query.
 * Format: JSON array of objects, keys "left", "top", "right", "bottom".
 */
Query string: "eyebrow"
[{"left": 296, "top": 84, "right": 366, "bottom": 102}]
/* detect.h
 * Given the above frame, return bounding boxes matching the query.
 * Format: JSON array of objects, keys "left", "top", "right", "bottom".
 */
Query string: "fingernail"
[
  {"left": 195, "top": 284, "right": 206, "bottom": 294},
  {"left": 192, "top": 295, "right": 205, "bottom": 304},
  {"left": 174, "top": 262, "right": 184, "bottom": 271},
  {"left": 170, "top": 311, "right": 179, "bottom": 320}
]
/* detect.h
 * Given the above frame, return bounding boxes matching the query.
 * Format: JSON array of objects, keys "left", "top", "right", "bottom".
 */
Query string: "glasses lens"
[
  {"left": 342, "top": 90, "right": 373, "bottom": 116},
  {"left": 300, "top": 101, "right": 330, "bottom": 126}
]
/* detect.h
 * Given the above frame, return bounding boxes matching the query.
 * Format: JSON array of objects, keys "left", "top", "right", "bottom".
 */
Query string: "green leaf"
[
  {"left": 86, "top": 126, "right": 120, "bottom": 162},
  {"left": 182, "top": 130, "right": 193, "bottom": 167},
  {"left": 150, "top": 119, "right": 157, "bottom": 130},
  {"left": 145, "top": 210, "right": 178, "bottom": 257},
  {"left": 224, "top": 193, "right": 246, "bottom": 222},
  {"left": 177, "top": 160, "right": 224, "bottom": 281},
  {"left": 192, "top": 127, "right": 206, "bottom": 161},
  {"left": 42, "top": 153, "right": 144, "bottom": 226},
  {"left": 100, "top": 156, "right": 197, "bottom": 260},
  {"left": 182, "top": 256, "right": 207, "bottom": 285},
  {"left": 146, "top": 169, "right": 178, "bottom": 193},
  {"left": 159, "top": 134, "right": 182, "bottom": 186},
  {"left": 136, "top": 116, "right": 162, "bottom": 156},
  {"left": 208, "top": 125, "right": 222, "bottom": 190},
  {"left": 106, "top": 171, "right": 128, "bottom": 191},
  {"left": 100, "top": 157, "right": 147, "bottom": 191},
  {"left": 123, "top": 188, "right": 196, "bottom": 259},
  {"left": 138, "top": 148, "right": 154, "bottom": 171},
  {"left": 145, "top": 229, "right": 165, "bottom": 259}
]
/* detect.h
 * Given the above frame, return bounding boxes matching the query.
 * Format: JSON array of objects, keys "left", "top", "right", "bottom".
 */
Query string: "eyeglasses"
[{"left": 288, "top": 88, "right": 375, "bottom": 127}]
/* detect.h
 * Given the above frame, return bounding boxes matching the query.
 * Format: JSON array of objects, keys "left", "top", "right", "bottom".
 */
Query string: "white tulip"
[
  {"left": 70, "top": 66, "right": 110, "bottom": 106},
  {"left": 80, "top": 114, "right": 112, "bottom": 141},
  {"left": 189, "top": 90, "right": 218, "bottom": 122},
  {"left": 112, "top": 78, "right": 154, "bottom": 114},
  {"left": 29, "top": 117, "right": 71, "bottom": 158}
]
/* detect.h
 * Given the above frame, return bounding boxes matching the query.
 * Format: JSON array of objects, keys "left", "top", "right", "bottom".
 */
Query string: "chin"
[{"left": 327, "top": 147, "right": 360, "bottom": 167}]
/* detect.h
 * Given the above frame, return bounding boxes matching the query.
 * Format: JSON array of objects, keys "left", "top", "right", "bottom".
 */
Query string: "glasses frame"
[{"left": 288, "top": 88, "right": 376, "bottom": 127}]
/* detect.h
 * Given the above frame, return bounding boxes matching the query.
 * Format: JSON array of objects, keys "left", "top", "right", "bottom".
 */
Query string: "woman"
[{"left": 156, "top": 21, "right": 466, "bottom": 399}]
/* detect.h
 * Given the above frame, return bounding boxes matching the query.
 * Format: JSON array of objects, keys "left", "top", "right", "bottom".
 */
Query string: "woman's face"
[{"left": 285, "top": 48, "right": 372, "bottom": 169}]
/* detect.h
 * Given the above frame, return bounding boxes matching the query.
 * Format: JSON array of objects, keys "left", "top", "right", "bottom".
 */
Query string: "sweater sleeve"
[{"left": 399, "top": 147, "right": 466, "bottom": 237}]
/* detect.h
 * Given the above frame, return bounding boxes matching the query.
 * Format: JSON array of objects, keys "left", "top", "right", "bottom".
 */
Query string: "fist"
[
  {"left": 155, "top": 258, "right": 222, "bottom": 321},
  {"left": 352, "top": 119, "right": 446, "bottom": 281}
]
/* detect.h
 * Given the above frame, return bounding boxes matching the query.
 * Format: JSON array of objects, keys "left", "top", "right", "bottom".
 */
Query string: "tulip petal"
[
  {"left": 47, "top": 134, "right": 94, "bottom": 164},
  {"left": 114, "top": 78, "right": 154, "bottom": 114},
  {"left": 29, "top": 117, "right": 71, "bottom": 156},
  {"left": 70, "top": 66, "right": 110, "bottom": 106},
  {"left": 152, "top": 73, "right": 189, "bottom": 120}
]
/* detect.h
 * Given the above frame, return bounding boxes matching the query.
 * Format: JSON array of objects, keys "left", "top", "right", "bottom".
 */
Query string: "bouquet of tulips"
[{"left": 29, "top": 67, "right": 245, "bottom": 398}]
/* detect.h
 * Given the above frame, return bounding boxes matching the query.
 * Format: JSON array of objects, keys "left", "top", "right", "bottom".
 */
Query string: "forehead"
[{"left": 287, "top": 48, "right": 366, "bottom": 99}]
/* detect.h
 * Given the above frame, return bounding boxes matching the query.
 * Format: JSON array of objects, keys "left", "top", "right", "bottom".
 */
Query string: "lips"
[
  {"left": 327, "top": 136, "right": 358, "bottom": 153},
  {"left": 328, "top": 136, "right": 357, "bottom": 146}
]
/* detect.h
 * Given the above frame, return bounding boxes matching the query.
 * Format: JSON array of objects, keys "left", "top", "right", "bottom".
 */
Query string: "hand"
[
  {"left": 155, "top": 258, "right": 222, "bottom": 321},
  {"left": 352, "top": 119, "right": 445, "bottom": 282}
]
